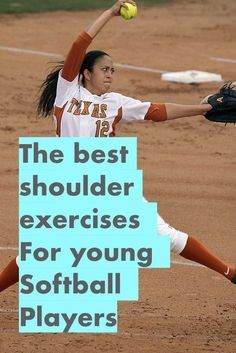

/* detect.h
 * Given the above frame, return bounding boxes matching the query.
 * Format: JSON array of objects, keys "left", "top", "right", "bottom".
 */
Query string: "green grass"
[{"left": 0, "top": 0, "right": 173, "bottom": 14}]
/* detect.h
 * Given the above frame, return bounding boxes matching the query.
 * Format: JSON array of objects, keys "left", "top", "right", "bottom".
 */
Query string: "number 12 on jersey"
[{"left": 95, "top": 120, "right": 110, "bottom": 137}]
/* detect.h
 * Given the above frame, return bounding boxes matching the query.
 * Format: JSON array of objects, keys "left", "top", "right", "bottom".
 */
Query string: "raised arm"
[
  {"left": 85, "top": 1, "right": 136, "bottom": 38},
  {"left": 62, "top": 1, "right": 136, "bottom": 82}
]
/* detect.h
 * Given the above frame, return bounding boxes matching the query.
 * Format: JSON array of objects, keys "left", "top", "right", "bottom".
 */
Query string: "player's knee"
[
  {"left": 170, "top": 232, "right": 188, "bottom": 254},
  {"left": 157, "top": 215, "right": 188, "bottom": 254},
  {"left": 142, "top": 198, "right": 189, "bottom": 254}
]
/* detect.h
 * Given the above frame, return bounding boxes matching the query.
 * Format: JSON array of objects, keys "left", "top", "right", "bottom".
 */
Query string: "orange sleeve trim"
[
  {"left": 144, "top": 103, "right": 167, "bottom": 122},
  {"left": 54, "top": 103, "right": 67, "bottom": 137},
  {"left": 109, "top": 107, "right": 123, "bottom": 137},
  {"left": 75, "top": 31, "right": 92, "bottom": 45},
  {"left": 61, "top": 31, "right": 92, "bottom": 82}
]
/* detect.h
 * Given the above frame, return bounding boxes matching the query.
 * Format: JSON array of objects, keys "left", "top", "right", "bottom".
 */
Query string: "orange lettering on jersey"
[
  {"left": 91, "top": 104, "right": 99, "bottom": 118},
  {"left": 81, "top": 101, "right": 92, "bottom": 115},
  {"left": 73, "top": 105, "right": 81, "bottom": 115},
  {"left": 67, "top": 98, "right": 79, "bottom": 113},
  {"left": 99, "top": 104, "right": 107, "bottom": 118}
]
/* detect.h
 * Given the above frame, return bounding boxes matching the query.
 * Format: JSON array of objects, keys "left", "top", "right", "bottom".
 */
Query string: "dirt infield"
[{"left": 0, "top": 0, "right": 236, "bottom": 352}]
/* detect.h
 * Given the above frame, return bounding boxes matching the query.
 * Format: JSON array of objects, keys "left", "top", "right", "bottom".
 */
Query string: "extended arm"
[
  {"left": 165, "top": 103, "right": 212, "bottom": 120},
  {"left": 144, "top": 102, "right": 212, "bottom": 122}
]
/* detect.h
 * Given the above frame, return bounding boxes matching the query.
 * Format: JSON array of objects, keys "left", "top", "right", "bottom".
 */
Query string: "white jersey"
[
  {"left": 53, "top": 73, "right": 151, "bottom": 137},
  {"left": 52, "top": 74, "right": 187, "bottom": 253}
]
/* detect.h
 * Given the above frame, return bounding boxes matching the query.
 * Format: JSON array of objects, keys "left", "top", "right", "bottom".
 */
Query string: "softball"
[{"left": 120, "top": 3, "right": 138, "bottom": 20}]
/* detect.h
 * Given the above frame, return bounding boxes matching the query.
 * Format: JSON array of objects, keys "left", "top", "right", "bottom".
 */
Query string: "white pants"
[{"left": 143, "top": 197, "right": 188, "bottom": 254}]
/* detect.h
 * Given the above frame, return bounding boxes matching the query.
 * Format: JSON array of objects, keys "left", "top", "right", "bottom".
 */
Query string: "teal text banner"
[{"left": 19, "top": 137, "right": 170, "bottom": 333}]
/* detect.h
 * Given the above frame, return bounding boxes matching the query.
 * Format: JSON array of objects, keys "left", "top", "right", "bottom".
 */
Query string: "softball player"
[{"left": 1, "top": 0, "right": 235, "bottom": 292}]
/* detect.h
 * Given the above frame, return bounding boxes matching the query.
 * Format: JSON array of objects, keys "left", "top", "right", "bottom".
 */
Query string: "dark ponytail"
[{"left": 37, "top": 61, "right": 64, "bottom": 117}]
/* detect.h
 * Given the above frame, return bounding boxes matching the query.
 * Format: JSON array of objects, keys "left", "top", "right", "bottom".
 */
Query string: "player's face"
[{"left": 86, "top": 55, "right": 115, "bottom": 95}]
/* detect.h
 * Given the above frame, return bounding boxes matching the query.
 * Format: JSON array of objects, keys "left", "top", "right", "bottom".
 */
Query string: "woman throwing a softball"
[{"left": 1, "top": 0, "right": 235, "bottom": 292}]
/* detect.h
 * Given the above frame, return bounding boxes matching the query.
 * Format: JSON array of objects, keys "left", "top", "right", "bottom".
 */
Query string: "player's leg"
[
  {"left": 142, "top": 197, "right": 235, "bottom": 284},
  {"left": 180, "top": 236, "right": 236, "bottom": 283},
  {"left": 157, "top": 212, "right": 236, "bottom": 283},
  {"left": 0, "top": 256, "right": 19, "bottom": 292}
]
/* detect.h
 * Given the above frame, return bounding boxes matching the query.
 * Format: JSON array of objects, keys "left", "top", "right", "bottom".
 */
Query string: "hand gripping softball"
[{"left": 202, "top": 81, "right": 236, "bottom": 124}]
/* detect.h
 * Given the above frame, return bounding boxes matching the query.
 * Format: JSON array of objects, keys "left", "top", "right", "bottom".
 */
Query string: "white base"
[{"left": 161, "top": 70, "right": 223, "bottom": 84}]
